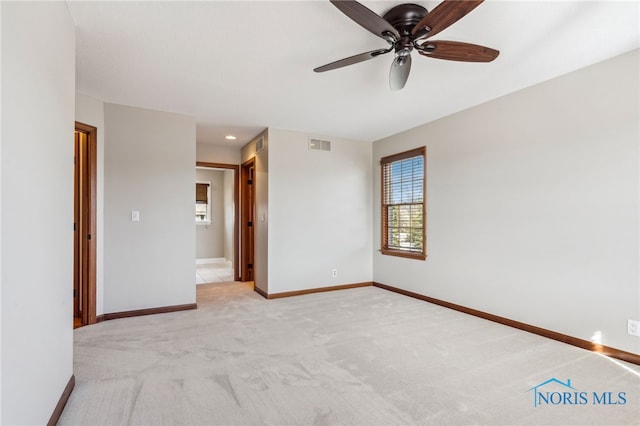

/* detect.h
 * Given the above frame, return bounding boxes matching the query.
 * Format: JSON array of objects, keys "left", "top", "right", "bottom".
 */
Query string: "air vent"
[
  {"left": 255, "top": 136, "right": 265, "bottom": 153},
  {"left": 309, "top": 138, "right": 331, "bottom": 152}
]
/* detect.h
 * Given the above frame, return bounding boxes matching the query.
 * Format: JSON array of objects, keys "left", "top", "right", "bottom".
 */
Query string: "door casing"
[
  {"left": 74, "top": 121, "right": 97, "bottom": 326},
  {"left": 196, "top": 162, "right": 240, "bottom": 281},
  {"left": 240, "top": 159, "right": 256, "bottom": 282}
]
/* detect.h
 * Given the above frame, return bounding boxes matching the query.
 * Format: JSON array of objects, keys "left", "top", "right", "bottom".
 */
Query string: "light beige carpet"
[{"left": 59, "top": 282, "right": 639, "bottom": 425}]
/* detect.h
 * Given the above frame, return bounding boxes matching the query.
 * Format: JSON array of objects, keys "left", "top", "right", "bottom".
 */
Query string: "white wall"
[
  {"left": 223, "top": 169, "right": 235, "bottom": 264},
  {"left": 104, "top": 103, "right": 196, "bottom": 312},
  {"left": 373, "top": 50, "right": 640, "bottom": 355},
  {"left": 1, "top": 2, "right": 75, "bottom": 423},
  {"left": 195, "top": 168, "right": 224, "bottom": 259},
  {"left": 268, "top": 129, "right": 373, "bottom": 293},
  {"left": 241, "top": 131, "right": 269, "bottom": 293},
  {"left": 75, "top": 92, "right": 105, "bottom": 315},
  {"left": 197, "top": 143, "right": 241, "bottom": 165}
]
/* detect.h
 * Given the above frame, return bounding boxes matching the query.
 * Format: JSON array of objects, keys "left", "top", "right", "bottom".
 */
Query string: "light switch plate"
[{"left": 131, "top": 210, "right": 140, "bottom": 222}]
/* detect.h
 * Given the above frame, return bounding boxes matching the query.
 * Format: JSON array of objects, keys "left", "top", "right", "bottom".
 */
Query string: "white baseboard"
[{"left": 196, "top": 257, "right": 226, "bottom": 265}]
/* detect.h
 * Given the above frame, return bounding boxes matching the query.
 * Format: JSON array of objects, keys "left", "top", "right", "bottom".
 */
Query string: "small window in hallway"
[{"left": 196, "top": 182, "right": 211, "bottom": 224}]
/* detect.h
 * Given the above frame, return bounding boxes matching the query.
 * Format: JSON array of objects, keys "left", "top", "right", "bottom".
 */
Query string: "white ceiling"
[{"left": 67, "top": 1, "right": 639, "bottom": 148}]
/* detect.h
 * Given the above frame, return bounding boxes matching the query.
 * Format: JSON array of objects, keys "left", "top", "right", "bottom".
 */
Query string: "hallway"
[{"left": 196, "top": 260, "right": 234, "bottom": 284}]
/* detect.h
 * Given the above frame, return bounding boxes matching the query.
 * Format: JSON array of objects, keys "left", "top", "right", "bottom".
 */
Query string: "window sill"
[{"left": 380, "top": 248, "right": 426, "bottom": 260}]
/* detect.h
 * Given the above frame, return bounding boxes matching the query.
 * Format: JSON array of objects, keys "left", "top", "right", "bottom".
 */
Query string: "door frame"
[
  {"left": 75, "top": 121, "right": 97, "bottom": 326},
  {"left": 240, "top": 158, "right": 256, "bottom": 282},
  {"left": 196, "top": 162, "right": 240, "bottom": 281}
]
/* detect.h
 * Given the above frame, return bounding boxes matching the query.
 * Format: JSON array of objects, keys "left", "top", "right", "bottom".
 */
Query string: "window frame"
[
  {"left": 195, "top": 181, "right": 211, "bottom": 225},
  {"left": 380, "top": 146, "right": 426, "bottom": 260}
]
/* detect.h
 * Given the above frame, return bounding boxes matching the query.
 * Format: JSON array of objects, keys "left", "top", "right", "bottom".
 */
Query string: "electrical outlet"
[
  {"left": 331, "top": 269, "right": 338, "bottom": 278},
  {"left": 628, "top": 319, "right": 640, "bottom": 337}
]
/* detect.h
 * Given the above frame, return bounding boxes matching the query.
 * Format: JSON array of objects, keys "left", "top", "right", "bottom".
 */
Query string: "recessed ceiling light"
[{"left": 225, "top": 135, "right": 236, "bottom": 140}]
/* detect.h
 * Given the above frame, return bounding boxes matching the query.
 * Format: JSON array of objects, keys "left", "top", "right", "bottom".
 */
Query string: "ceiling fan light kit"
[{"left": 314, "top": 0, "right": 499, "bottom": 90}]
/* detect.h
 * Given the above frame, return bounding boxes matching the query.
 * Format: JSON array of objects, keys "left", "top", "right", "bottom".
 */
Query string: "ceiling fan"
[{"left": 314, "top": 0, "right": 499, "bottom": 90}]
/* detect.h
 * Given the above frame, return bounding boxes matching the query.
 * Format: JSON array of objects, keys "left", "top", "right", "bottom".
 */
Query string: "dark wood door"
[
  {"left": 73, "top": 130, "right": 82, "bottom": 321},
  {"left": 241, "top": 159, "right": 255, "bottom": 282},
  {"left": 74, "top": 122, "right": 97, "bottom": 328}
]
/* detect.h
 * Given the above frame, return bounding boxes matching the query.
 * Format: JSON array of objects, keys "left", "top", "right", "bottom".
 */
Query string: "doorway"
[
  {"left": 195, "top": 162, "right": 240, "bottom": 281},
  {"left": 241, "top": 158, "right": 255, "bottom": 282},
  {"left": 74, "top": 122, "right": 97, "bottom": 328}
]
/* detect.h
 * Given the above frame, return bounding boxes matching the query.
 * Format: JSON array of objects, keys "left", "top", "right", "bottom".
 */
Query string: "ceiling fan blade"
[
  {"left": 330, "top": 0, "right": 400, "bottom": 42},
  {"left": 389, "top": 54, "right": 412, "bottom": 91},
  {"left": 412, "top": 0, "right": 484, "bottom": 39},
  {"left": 418, "top": 41, "right": 499, "bottom": 62},
  {"left": 314, "top": 48, "right": 392, "bottom": 73}
]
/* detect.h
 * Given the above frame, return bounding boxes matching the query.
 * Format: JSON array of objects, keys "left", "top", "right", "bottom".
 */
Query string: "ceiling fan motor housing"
[
  {"left": 382, "top": 3, "right": 428, "bottom": 37},
  {"left": 383, "top": 3, "right": 429, "bottom": 55}
]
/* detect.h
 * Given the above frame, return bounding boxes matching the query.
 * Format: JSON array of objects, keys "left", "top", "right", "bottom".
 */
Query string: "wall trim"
[
  {"left": 373, "top": 282, "right": 640, "bottom": 365},
  {"left": 266, "top": 282, "right": 373, "bottom": 299},
  {"left": 47, "top": 374, "right": 75, "bottom": 426},
  {"left": 99, "top": 303, "right": 197, "bottom": 321},
  {"left": 254, "top": 286, "right": 268, "bottom": 299},
  {"left": 196, "top": 257, "right": 227, "bottom": 265}
]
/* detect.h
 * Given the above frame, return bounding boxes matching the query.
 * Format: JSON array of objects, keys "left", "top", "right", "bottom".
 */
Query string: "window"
[
  {"left": 381, "top": 147, "right": 426, "bottom": 260},
  {"left": 195, "top": 182, "right": 211, "bottom": 224}
]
